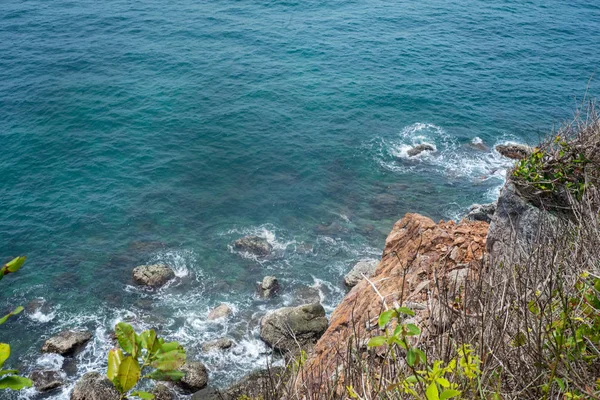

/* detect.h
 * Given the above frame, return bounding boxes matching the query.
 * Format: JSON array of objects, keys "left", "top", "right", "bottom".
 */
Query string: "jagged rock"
[
  {"left": 30, "top": 370, "right": 64, "bottom": 392},
  {"left": 41, "top": 330, "right": 92, "bottom": 355},
  {"left": 233, "top": 236, "right": 272, "bottom": 256},
  {"left": 495, "top": 143, "right": 532, "bottom": 160},
  {"left": 191, "top": 367, "right": 286, "bottom": 400},
  {"left": 70, "top": 372, "right": 120, "bottom": 400},
  {"left": 258, "top": 276, "right": 280, "bottom": 298},
  {"left": 407, "top": 143, "right": 435, "bottom": 157},
  {"left": 177, "top": 361, "right": 209, "bottom": 393},
  {"left": 260, "top": 303, "right": 329, "bottom": 354},
  {"left": 132, "top": 264, "right": 175, "bottom": 287},
  {"left": 207, "top": 303, "right": 232, "bottom": 320},
  {"left": 464, "top": 202, "right": 497, "bottom": 223},
  {"left": 151, "top": 384, "right": 174, "bottom": 400},
  {"left": 202, "top": 338, "right": 234, "bottom": 352},
  {"left": 344, "top": 259, "right": 378, "bottom": 287}
]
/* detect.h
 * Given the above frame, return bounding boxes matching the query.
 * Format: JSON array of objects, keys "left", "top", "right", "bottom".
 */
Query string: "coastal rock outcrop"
[
  {"left": 70, "top": 372, "right": 120, "bottom": 400},
  {"left": 495, "top": 143, "right": 532, "bottom": 160},
  {"left": 151, "top": 383, "right": 174, "bottom": 400},
  {"left": 301, "top": 213, "right": 488, "bottom": 380},
  {"left": 202, "top": 337, "right": 234, "bottom": 352},
  {"left": 260, "top": 303, "right": 329, "bottom": 354},
  {"left": 233, "top": 236, "right": 272, "bottom": 256},
  {"left": 177, "top": 361, "right": 209, "bottom": 393},
  {"left": 41, "top": 330, "right": 92, "bottom": 355},
  {"left": 207, "top": 303, "right": 232, "bottom": 320},
  {"left": 258, "top": 276, "right": 280, "bottom": 298},
  {"left": 191, "top": 367, "right": 285, "bottom": 400},
  {"left": 407, "top": 143, "right": 435, "bottom": 157},
  {"left": 29, "top": 370, "right": 64, "bottom": 392},
  {"left": 132, "top": 264, "right": 175, "bottom": 287},
  {"left": 464, "top": 202, "right": 497, "bottom": 223},
  {"left": 344, "top": 259, "right": 378, "bottom": 287}
]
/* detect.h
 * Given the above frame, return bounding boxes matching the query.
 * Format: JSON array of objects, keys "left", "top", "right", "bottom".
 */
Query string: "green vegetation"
[
  {"left": 0, "top": 256, "right": 33, "bottom": 391},
  {"left": 107, "top": 322, "right": 186, "bottom": 399}
]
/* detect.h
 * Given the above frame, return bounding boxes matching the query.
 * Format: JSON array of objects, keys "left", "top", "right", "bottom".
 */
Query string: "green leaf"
[
  {"left": 406, "top": 348, "right": 416, "bottom": 367},
  {"left": 367, "top": 336, "right": 387, "bottom": 348},
  {"left": 0, "top": 343, "right": 10, "bottom": 368},
  {"left": 2, "top": 257, "right": 26, "bottom": 275},
  {"left": 405, "top": 323, "right": 421, "bottom": 336},
  {"left": 396, "top": 306, "right": 415, "bottom": 317},
  {"left": 0, "top": 375, "right": 33, "bottom": 390},
  {"left": 150, "top": 346, "right": 186, "bottom": 371},
  {"left": 131, "top": 391, "right": 155, "bottom": 399},
  {"left": 117, "top": 356, "right": 141, "bottom": 393},
  {"left": 107, "top": 348, "right": 123, "bottom": 382},
  {"left": 0, "top": 306, "right": 24, "bottom": 325},
  {"left": 378, "top": 310, "right": 396, "bottom": 329},
  {"left": 0, "top": 370, "right": 18, "bottom": 377},
  {"left": 440, "top": 389, "right": 461, "bottom": 400},
  {"left": 115, "top": 322, "right": 138, "bottom": 357},
  {"left": 436, "top": 377, "right": 450, "bottom": 388},
  {"left": 139, "top": 330, "right": 158, "bottom": 353},
  {"left": 426, "top": 382, "right": 440, "bottom": 400},
  {"left": 144, "top": 369, "right": 185, "bottom": 381},
  {"left": 404, "top": 375, "right": 418, "bottom": 384}
]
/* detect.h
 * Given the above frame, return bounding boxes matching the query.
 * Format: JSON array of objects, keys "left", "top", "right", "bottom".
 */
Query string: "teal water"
[{"left": 1, "top": 0, "right": 599, "bottom": 397}]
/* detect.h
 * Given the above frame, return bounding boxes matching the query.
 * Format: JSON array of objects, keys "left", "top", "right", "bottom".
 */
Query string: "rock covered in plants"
[
  {"left": 207, "top": 303, "right": 232, "bottom": 320},
  {"left": 29, "top": 369, "right": 64, "bottom": 392},
  {"left": 259, "top": 303, "right": 329, "bottom": 354},
  {"left": 463, "top": 202, "right": 497, "bottom": 223},
  {"left": 233, "top": 235, "right": 273, "bottom": 256},
  {"left": 70, "top": 372, "right": 120, "bottom": 400},
  {"left": 258, "top": 276, "right": 280, "bottom": 298},
  {"left": 407, "top": 143, "right": 435, "bottom": 157},
  {"left": 344, "top": 259, "right": 378, "bottom": 287},
  {"left": 177, "top": 361, "right": 209, "bottom": 393},
  {"left": 41, "top": 330, "right": 92, "bottom": 355},
  {"left": 132, "top": 264, "right": 175, "bottom": 287},
  {"left": 495, "top": 143, "right": 532, "bottom": 160},
  {"left": 202, "top": 337, "right": 234, "bottom": 352},
  {"left": 151, "top": 383, "right": 174, "bottom": 400}
]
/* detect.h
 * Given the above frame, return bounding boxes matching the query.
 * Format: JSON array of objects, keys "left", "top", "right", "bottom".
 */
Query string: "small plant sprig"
[{"left": 108, "top": 322, "right": 186, "bottom": 399}]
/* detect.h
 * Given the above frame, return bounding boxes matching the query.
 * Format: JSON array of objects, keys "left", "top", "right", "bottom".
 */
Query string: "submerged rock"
[
  {"left": 291, "top": 285, "right": 321, "bottom": 306},
  {"left": 233, "top": 236, "right": 272, "bottom": 256},
  {"left": 258, "top": 276, "right": 280, "bottom": 298},
  {"left": 407, "top": 143, "right": 435, "bottom": 157},
  {"left": 70, "top": 372, "right": 120, "bottom": 400},
  {"left": 41, "top": 330, "right": 92, "bottom": 355},
  {"left": 260, "top": 303, "right": 329, "bottom": 354},
  {"left": 177, "top": 361, "right": 209, "bottom": 393},
  {"left": 495, "top": 143, "right": 532, "bottom": 160},
  {"left": 132, "top": 264, "right": 175, "bottom": 287},
  {"left": 202, "top": 337, "right": 234, "bottom": 352},
  {"left": 30, "top": 370, "right": 64, "bottom": 392},
  {"left": 344, "top": 259, "right": 378, "bottom": 287},
  {"left": 464, "top": 202, "right": 497, "bottom": 223},
  {"left": 207, "top": 303, "right": 232, "bottom": 320}
]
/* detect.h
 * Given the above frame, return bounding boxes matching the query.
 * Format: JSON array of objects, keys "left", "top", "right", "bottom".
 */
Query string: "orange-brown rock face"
[{"left": 301, "top": 213, "right": 489, "bottom": 382}]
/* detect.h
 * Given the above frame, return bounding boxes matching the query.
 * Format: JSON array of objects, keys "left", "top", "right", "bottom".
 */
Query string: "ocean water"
[{"left": 1, "top": 0, "right": 599, "bottom": 397}]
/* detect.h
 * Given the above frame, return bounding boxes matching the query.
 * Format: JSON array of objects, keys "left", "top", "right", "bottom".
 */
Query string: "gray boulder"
[
  {"left": 191, "top": 367, "right": 285, "bottom": 400},
  {"left": 41, "top": 330, "right": 92, "bottom": 355},
  {"left": 202, "top": 337, "right": 234, "bottom": 352},
  {"left": 233, "top": 236, "right": 272, "bottom": 256},
  {"left": 177, "top": 361, "right": 209, "bottom": 393},
  {"left": 30, "top": 370, "right": 64, "bottom": 392},
  {"left": 151, "top": 384, "right": 174, "bottom": 400},
  {"left": 464, "top": 202, "right": 497, "bottom": 223},
  {"left": 495, "top": 143, "right": 532, "bottom": 160},
  {"left": 260, "top": 303, "right": 329, "bottom": 354},
  {"left": 258, "top": 276, "right": 280, "bottom": 298},
  {"left": 407, "top": 143, "right": 435, "bottom": 157},
  {"left": 207, "top": 303, "right": 232, "bottom": 320},
  {"left": 344, "top": 259, "right": 378, "bottom": 287},
  {"left": 132, "top": 264, "right": 175, "bottom": 287},
  {"left": 70, "top": 372, "right": 120, "bottom": 400}
]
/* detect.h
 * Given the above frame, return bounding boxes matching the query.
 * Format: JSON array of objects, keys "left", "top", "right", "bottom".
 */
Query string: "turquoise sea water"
[{"left": 1, "top": 0, "right": 599, "bottom": 397}]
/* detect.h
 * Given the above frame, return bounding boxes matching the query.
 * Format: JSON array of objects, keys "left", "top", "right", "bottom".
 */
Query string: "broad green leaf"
[
  {"left": 107, "top": 348, "right": 123, "bottom": 382},
  {"left": 150, "top": 347, "right": 186, "bottom": 371},
  {"left": 367, "top": 336, "right": 387, "bottom": 348},
  {"left": 139, "top": 330, "right": 157, "bottom": 353},
  {"left": 117, "top": 356, "right": 141, "bottom": 393},
  {"left": 0, "top": 343, "right": 10, "bottom": 368},
  {"left": 406, "top": 348, "right": 416, "bottom": 367},
  {"left": 0, "top": 306, "right": 24, "bottom": 325},
  {"left": 440, "top": 389, "right": 461, "bottom": 400},
  {"left": 404, "top": 375, "right": 418, "bottom": 384},
  {"left": 159, "top": 341, "right": 181, "bottom": 353},
  {"left": 0, "top": 375, "right": 33, "bottom": 390},
  {"left": 131, "top": 391, "right": 155, "bottom": 399},
  {"left": 0, "top": 370, "right": 18, "bottom": 377},
  {"left": 426, "top": 382, "right": 440, "bottom": 400},
  {"left": 436, "top": 377, "right": 450, "bottom": 388},
  {"left": 144, "top": 369, "right": 185, "bottom": 381},
  {"left": 115, "top": 322, "right": 138, "bottom": 357},
  {"left": 405, "top": 323, "right": 421, "bottom": 336},
  {"left": 396, "top": 306, "right": 415, "bottom": 317},
  {"left": 2, "top": 257, "right": 26, "bottom": 274},
  {"left": 378, "top": 310, "right": 396, "bottom": 329}
]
